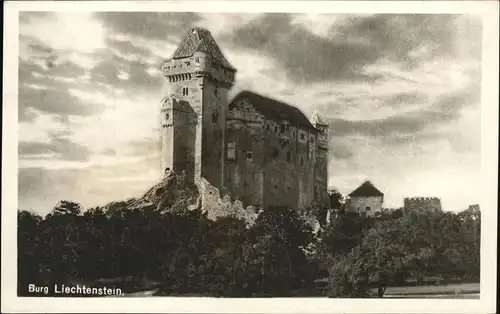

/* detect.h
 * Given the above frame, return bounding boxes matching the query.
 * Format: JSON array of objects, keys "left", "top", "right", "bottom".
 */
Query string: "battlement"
[
  {"left": 403, "top": 196, "right": 442, "bottom": 213},
  {"left": 404, "top": 197, "right": 441, "bottom": 202}
]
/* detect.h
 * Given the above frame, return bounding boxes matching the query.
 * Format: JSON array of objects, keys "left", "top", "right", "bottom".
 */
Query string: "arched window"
[{"left": 365, "top": 206, "right": 371, "bottom": 211}]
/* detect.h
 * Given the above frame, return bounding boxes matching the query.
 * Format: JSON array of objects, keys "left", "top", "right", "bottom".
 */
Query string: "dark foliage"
[{"left": 17, "top": 198, "right": 480, "bottom": 298}]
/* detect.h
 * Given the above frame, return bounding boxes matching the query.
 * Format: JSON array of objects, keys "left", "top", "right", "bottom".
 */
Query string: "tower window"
[
  {"left": 185, "top": 61, "right": 191, "bottom": 66},
  {"left": 195, "top": 58, "right": 200, "bottom": 64},
  {"left": 165, "top": 113, "right": 170, "bottom": 121},
  {"left": 300, "top": 157, "right": 304, "bottom": 166},
  {"left": 212, "top": 110, "right": 219, "bottom": 124},
  {"left": 287, "top": 151, "right": 292, "bottom": 163},
  {"left": 182, "top": 87, "right": 189, "bottom": 96},
  {"left": 272, "top": 148, "right": 279, "bottom": 158},
  {"left": 227, "top": 143, "right": 236, "bottom": 160},
  {"left": 245, "top": 151, "right": 253, "bottom": 160}
]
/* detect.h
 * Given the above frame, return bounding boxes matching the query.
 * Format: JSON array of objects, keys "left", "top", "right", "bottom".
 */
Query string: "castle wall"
[
  {"left": 161, "top": 51, "right": 235, "bottom": 189},
  {"left": 296, "top": 128, "right": 316, "bottom": 209},
  {"left": 346, "top": 196, "right": 384, "bottom": 217},
  {"left": 172, "top": 101, "right": 197, "bottom": 182},
  {"left": 160, "top": 99, "right": 174, "bottom": 176},
  {"left": 224, "top": 98, "right": 321, "bottom": 210},
  {"left": 314, "top": 125, "right": 329, "bottom": 209},
  {"left": 263, "top": 119, "right": 300, "bottom": 209},
  {"left": 225, "top": 99, "right": 265, "bottom": 206},
  {"left": 403, "top": 197, "right": 442, "bottom": 214}
]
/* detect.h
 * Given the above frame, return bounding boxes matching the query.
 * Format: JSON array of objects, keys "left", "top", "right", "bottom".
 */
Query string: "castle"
[
  {"left": 159, "top": 27, "right": 329, "bottom": 210},
  {"left": 403, "top": 197, "right": 442, "bottom": 214}
]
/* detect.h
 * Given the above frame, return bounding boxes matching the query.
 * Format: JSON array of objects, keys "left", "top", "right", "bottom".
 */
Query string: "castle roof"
[
  {"left": 172, "top": 27, "right": 236, "bottom": 71},
  {"left": 230, "top": 91, "right": 317, "bottom": 130},
  {"left": 348, "top": 180, "right": 384, "bottom": 197},
  {"left": 310, "top": 110, "right": 328, "bottom": 126}
]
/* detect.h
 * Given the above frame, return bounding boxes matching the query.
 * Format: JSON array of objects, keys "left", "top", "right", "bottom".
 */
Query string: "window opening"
[
  {"left": 227, "top": 143, "right": 236, "bottom": 160},
  {"left": 212, "top": 110, "right": 219, "bottom": 124}
]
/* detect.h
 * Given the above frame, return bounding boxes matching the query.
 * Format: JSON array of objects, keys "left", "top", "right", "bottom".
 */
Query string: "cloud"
[
  {"left": 89, "top": 51, "right": 164, "bottom": 95},
  {"left": 222, "top": 13, "right": 381, "bottom": 84},
  {"left": 19, "top": 133, "right": 92, "bottom": 162},
  {"left": 94, "top": 12, "right": 202, "bottom": 41},
  {"left": 18, "top": 81, "right": 103, "bottom": 121},
  {"left": 222, "top": 14, "right": 482, "bottom": 85}
]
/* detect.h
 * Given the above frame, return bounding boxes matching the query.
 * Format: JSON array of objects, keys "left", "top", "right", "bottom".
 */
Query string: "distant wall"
[
  {"left": 403, "top": 197, "right": 442, "bottom": 214},
  {"left": 345, "top": 196, "right": 384, "bottom": 217}
]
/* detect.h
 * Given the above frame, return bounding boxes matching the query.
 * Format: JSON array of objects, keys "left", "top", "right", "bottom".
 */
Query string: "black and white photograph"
[{"left": 2, "top": 1, "right": 498, "bottom": 313}]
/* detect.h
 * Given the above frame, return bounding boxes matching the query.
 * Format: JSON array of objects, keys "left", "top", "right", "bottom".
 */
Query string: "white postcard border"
[{"left": 2, "top": 1, "right": 498, "bottom": 313}]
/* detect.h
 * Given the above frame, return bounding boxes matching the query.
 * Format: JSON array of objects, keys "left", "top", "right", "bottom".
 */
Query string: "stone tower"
[
  {"left": 311, "top": 111, "right": 329, "bottom": 208},
  {"left": 160, "top": 27, "right": 236, "bottom": 186}
]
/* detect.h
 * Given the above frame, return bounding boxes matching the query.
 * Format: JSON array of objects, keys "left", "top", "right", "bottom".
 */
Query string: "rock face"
[
  {"left": 102, "top": 171, "right": 260, "bottom": 227},
  {"left": 197, "top": 178, "right": 260, "bottom": 226},
  {"left": 102, "top": 170, "right": 198, "bottom": 215}
]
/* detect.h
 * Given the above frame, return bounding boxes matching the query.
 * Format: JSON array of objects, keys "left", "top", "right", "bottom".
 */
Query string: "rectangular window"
[
  {"left": 245, "top": 151, "right": 253, "bottom": 160},
  {"left": 227, "top": 143, "right": 236, "bottom": 160},
  {"left": 300, "top": 133, "right": 305, "bottom": 140},
  {"left": 280, "top": 124, "right": 286, "bottom": 133}
]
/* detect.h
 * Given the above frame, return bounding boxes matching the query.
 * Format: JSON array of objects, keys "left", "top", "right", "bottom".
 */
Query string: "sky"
[{"left": 17, "top": 12, "right": 483, "bottom": 215}]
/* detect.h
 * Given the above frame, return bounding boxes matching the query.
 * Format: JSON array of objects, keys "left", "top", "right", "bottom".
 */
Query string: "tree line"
[{"left": 18, "top": 193, "right": 480, "bottom": 297}]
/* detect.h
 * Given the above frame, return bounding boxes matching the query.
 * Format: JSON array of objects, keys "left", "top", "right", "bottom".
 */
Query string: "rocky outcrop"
[
  {"left": 102, "top": 170, "right": 198, "bottom": 215},
  {"left": 101, "top": 171, "right": 260, "bottom": 227},
  {"left": 197, "top": 178, "right": 261, "bottom": 226}
]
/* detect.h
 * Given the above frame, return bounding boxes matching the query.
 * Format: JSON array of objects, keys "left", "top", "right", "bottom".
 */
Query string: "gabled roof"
[
  {"left": 172, "top": 27, "right": 236, "bottom": 71},
  {"left": 310, "top": 110, "right": 328, "bottom": 126},
  {"left": 348, "top": 180, "right": 384, "bottom": 197},
  {"left": 230, "top": 91, "right": 316, "bottom": 130}
]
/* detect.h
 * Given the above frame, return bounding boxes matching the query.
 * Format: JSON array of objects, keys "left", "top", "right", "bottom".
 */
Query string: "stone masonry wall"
[
  {"left": 403, "top": 197, "right": 442, "bottom": 214},
  {"left": 161, "top": 51, "right": 235, "bottom": 189},
  {"left": 346, "top": 196, "right": 384, "bottom": 217},
  {"left": 225, "top": 99, "right": 266, "bottom": 206}
]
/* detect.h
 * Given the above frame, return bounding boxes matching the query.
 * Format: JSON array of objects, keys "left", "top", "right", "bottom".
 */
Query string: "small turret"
[{"left": 310, "top": 110, "right": 329, "bottom": 150}]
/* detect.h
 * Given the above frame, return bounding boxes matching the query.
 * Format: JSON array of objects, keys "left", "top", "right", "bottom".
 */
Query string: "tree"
[
  {"left": 49, "top": 200, "right": 82, "bottom": 216},
  {"left": 243, "top": 206, "right": 317, "bottom": 296},
  {"left": 18, "top": 210, "right": 43, "bottom": 295}
]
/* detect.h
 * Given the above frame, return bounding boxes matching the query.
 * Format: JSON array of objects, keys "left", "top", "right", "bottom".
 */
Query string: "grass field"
[{"left": 379, "top": 282, "right": 480, "bottom": 297}]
